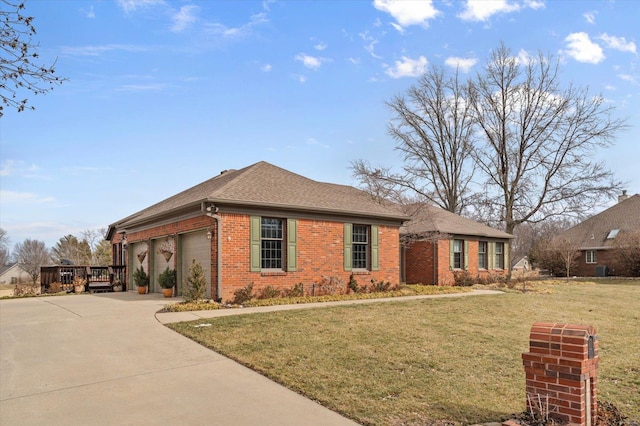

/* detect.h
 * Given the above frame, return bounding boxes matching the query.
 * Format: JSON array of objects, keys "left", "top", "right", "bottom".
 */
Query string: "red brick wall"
[
  {"left": 405, "top": 239, "right": 508, "bottom": 286},
  {"left": 116, "top": 213, "right": 401, "bottom": 303},
  {"left": 218, "top": 214, "right": 401, "bottom": 303},
  {"left": 575, "top": 249, "right": 618, "bottom": 277}
]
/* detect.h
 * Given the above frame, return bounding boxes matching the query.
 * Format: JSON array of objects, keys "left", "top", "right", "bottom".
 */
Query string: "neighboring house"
[
  {"left": 0, "top": 263, "right": 31, "bottom": 284},
  {"left": 555, "top": 192, "right": 640, "bottom": 277},
  {"left": 400, "top": 204, "right": 513, "bottom": 285},
  {"left": 106, "top": 161, "right": 408, "bottom": 302},
  {"left": 512, "top": 256, "right": 531, "bottom": 272}
]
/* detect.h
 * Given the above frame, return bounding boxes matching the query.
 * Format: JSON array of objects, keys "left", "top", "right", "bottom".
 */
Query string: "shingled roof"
[
  {"left": 110, "top": 161, "right": 408, "bottom": 230},
  {"left": 400, "top": 204, "right": 512, "bottom": 239},
  {"left": 557, "top": 194, "right": 640, "bottom": 249}
]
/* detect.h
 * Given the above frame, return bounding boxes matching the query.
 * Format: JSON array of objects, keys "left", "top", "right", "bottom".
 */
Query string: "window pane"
[
  {"left": 479, "top": 241, "right": 487, "bottom": 269},
  {"left": 352, "top": 225, "right": 369, "bottom": 269},
  {"left": 495, "top": 242, "right": 504, "bottom": 269},
  {"left": 261, "top": 218, "right": 283, "bottom": 269}
]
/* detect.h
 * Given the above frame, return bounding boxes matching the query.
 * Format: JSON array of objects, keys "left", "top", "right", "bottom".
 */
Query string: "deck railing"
[{"left": 40, "top": 265, "right": 127, "bottom": 292}]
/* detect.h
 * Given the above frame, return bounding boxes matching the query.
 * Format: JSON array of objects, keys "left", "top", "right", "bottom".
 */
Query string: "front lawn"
[{"left": 168, "top": 280, "right": 640, "bottom": 425}]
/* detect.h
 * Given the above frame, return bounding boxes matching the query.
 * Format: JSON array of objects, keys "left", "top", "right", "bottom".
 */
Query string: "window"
[
  {"left": 606, "top": 229, "right": 619, "bottom": 240},
  {"left": 344, "top": 223, "right": 379, "bottom": 272},
  {"left": 250, "top": 216, "right": 297, "bottom": 272},
  {"left": 478, "top": 241, "right": 488, "bottom": 269},
  {"left": 495, "top": 242, "right": 504, "bottom": 269},
  {"left": 453, "top": 239, "right": 464, "bottom": 269},
  {"left": 352, "top": 225, "right": 369, "bottom": 269},
  {"left": 261, "top": 218, "right": 283, "bottom": 269},
  {"left": 586, "top": 250, "right": 597, "bottom": 264}
]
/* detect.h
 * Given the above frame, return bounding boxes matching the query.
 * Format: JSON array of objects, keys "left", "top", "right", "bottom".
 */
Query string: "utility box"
[{"left": 522, "top": 322, "right": 599, "bottom": 426}]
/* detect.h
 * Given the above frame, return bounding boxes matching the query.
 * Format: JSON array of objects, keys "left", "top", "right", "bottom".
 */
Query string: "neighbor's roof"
[
  {"left": 557, "top": 194, "right": 640, "bottom": 250},
  {"left": 400, "top": 204, "right": 512, "bottom": 239},
  {"left": 110, "top": 161, "right": 408, "bottom": 231}
]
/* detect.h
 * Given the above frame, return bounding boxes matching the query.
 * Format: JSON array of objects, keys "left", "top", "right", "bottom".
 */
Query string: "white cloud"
[
  {"left": 583, "top": 11, "right": 596, "bottom": 24},
  {"left": 295, "top": 53, "right": 324, "bottom": 70},
  {"left": 260, "top": 64, "right": 272, "bottom": 72},
  {"left": 458, "top": 0, "right": 520, "bottom": 22},
  {"left": 306, "top": 138, "right": 329, "bottom": 149},
  {"left": 314, "top": 42, "right": 327, "bottom": 51},
  {"left": 84, "top": 6, "right": 95, "bottom": 19},
  {"left": 117, "top": 84, "right": 167, "bottom": 92},
  {"left": 444, "top": 56, "right": 478, "bottom": 73},
  {"left": 598, "top": 33, "right": 637, "bottom": 54},
  {"left": 618, "top": 74, "right": 638, "bottom": 85},
  {"left": 116, "top": 0, "right": 165, "bottom": 14},
  {"left": 524, "top": 0, "right": 545, "bottom": 10},
  {"left": 60, "top": 44, "right": 151, "bottom": 57},
  {"left": 360, "top": 31, "right": 382, "bottom": 59},
  {"left": 205, "top": 12, "right": 268, "bottom": 39},
  {"left": 171, "top": 5, "right": 198, "bottom": 33},
  {"left": 562, "top": 32, "right": 605, "bottom": 64},
  {"left": 0, "top": 160, "right": 45, "bottom": 179},
  {"left": 291, "top": 74, "right": 307, "bottom": 83},
  {"left": 385, "top": 55, "right": 428, "bottom": 78},
  {"left": 348, "top": 57, "right": 361, "bottom": 65},
  {"left": 604, "top": 84, "right": 616, "bottom": 91},
  {"left": 373, "top": 0, "right": 440, "bottom": 28},
  {"left": 0, "top": 190, "right": 55, "bottom": 204}
]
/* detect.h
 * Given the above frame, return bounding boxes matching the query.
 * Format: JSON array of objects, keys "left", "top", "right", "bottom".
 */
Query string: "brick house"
[
  {"left": 400, "top": 204, "right": 513, "bottom": 285},
  {"left": 555, "top": 192, "right": 640, "bottom": 277},
  {"left": 106, "top": 161, "right": 408, "bottom": 302}
]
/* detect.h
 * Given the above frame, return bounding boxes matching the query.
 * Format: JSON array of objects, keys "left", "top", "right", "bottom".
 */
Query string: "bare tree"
[
  {"left": 82, "top": 228, "right": 110, "bottom": 265},
  {"left": 0, "top": 227, "right": 9, "bottom": 266},
  {"left": 352, "top": 66, "right": 475, "bottom": 213},
  {"left": 468, "top": 43, "right": 627, "bottom": 235},
  {"left": 12, "top": 238, "right": 50, "bottom": 283},
  {"left": 1, "top": 0, "right": 66, "bottom": 116}
]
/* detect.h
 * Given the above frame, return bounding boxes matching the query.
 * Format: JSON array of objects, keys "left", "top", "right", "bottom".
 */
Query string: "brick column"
[{"left": 522, "top": 322, "right": 599, "bottom": 426}]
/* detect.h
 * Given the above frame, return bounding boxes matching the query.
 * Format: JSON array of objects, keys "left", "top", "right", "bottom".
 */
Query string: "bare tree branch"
[{"left": 1, "top": 0, "right": 67, "bottom": 116}]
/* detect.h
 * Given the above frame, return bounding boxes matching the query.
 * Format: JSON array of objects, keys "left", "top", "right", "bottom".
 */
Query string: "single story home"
[
  {"left": 0, "top": 263, "right": 31, "bottom": 285},
  {"left": 106, "top": 161, "right": 408, "bottom": 302},
  {"left": 400, "top": 204, "right": 513, "bottom": 285},
  {"left": 555, "top": 191, "right": 640, "bottom": 277}
]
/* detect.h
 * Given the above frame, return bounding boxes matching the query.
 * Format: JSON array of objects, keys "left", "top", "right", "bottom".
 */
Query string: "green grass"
[{"left": 167, "top": 280, "right": 640, "bottom": 425}]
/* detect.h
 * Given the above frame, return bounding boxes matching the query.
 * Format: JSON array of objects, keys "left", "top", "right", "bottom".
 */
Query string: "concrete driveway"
[{"left": 0, "top": 293, "right": 357, "bottom": 426}]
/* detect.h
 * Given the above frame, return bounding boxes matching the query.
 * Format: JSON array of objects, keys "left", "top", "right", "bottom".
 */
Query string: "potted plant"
[
  {"left": 73, "top": 276, "right": 87, "bottom": 294},
  {"left": 112, "top": 279, "right": 123, "bottom": 292},
  {"left": 133, "top": 266, "right": 149, "bottom": 294},
  {"left": 158, "top": 267, "right": 176, "bottom": 298}
]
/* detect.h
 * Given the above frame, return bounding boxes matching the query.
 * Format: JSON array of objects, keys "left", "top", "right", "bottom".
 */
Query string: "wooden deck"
[{"left": 40, "top": 265, "right": 127, "bottom": 293}]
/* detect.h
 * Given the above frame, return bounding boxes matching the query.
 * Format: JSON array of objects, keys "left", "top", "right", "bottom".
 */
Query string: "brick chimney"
[{"left": 618, "top": 190, "right": 629, "bottom": 203}]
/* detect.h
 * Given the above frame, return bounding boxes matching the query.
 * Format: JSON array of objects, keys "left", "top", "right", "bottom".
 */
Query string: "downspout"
[
  {"left": 433, "top": 239, "right": 437, "bottom": 285},
  {"left": 202, "top": 202, "right": 223, "bottom": 302}
]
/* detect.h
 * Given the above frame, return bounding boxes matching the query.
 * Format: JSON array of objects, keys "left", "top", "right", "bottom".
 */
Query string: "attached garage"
[{"left": 178, "top": 231, "right": 211, "bottom": 298}]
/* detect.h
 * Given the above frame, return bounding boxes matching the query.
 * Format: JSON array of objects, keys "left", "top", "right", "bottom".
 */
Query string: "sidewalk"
[{"left": 156, "top": 289, "right": 504, "bottom": 324}]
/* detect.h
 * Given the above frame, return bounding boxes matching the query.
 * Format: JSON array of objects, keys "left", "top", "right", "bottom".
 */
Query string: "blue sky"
[{"left": 1, "top": 0, "right": 638, "bottom": 249}]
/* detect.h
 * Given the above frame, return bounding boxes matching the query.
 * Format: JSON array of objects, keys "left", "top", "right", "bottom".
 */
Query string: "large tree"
[
  {"left": 468, "top": 44, "right": 626, "bottom": 235},
  {"left": 354, "top": 43, "right": 626, "bottom": 238},
  {"left": 352, "top": 66, "right": 475, "bottom": 213},
  {"left": 51, "top": 234, "right": 91, "bottom": 265},
  {"left": 1, "top": 0, "right": 66, "bottom": 116},
  {"left": 12, "top": 238, "right": 50, "bottom": 283}
]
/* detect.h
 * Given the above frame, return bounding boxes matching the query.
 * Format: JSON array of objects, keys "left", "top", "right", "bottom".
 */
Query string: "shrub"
[
  {"left": 369, "top": 279, "right": 392, "bottom": 293},
  {"left": 257, "top": 285, "right": 281, "bottom": 299},
  {"left": 281, "top": 283, "right": 305, "bottom": 298},
  {"left": 232, "top": 282, "right": 254, "bottom": 305},
  {"left": 453, "top": 270, "right": 474, "bottom": 287},
  {"left": 314, "top": 275, "right": 344, "bottom": 296},
  {"left": 47, "top": 282, "right": 63, "bottom": 293},
  {"left": 183, "top": 260, "right": 207, "bottom": 303},
  {"left": 158, "top": 267, "right": 176, "bottom": 289},
  {"left": 347, "top": 274, "right": 359, "bottom": 293},
  {"left": 14, "top": 283, "right": 41, "bottom": 297},
  {"left": 133, "top": 266, "right": 149, "bottom": 288}
]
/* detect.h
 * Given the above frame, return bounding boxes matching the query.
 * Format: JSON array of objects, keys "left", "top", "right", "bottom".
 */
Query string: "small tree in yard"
[
  {"left": 530, "top": 237, "right": 580, "bottom": 279},
  {"left": 183, "top": 259, "right": 207, "bottom": 302}
]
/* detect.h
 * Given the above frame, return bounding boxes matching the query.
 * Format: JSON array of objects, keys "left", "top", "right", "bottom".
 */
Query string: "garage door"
[{"left": 179, "top": 231, "right": 211, "bottom": 298}]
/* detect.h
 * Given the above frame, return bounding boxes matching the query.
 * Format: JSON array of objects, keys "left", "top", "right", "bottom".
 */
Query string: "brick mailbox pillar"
[{"left": 522, "top": 322, "right": 599, "bottom": 426}]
